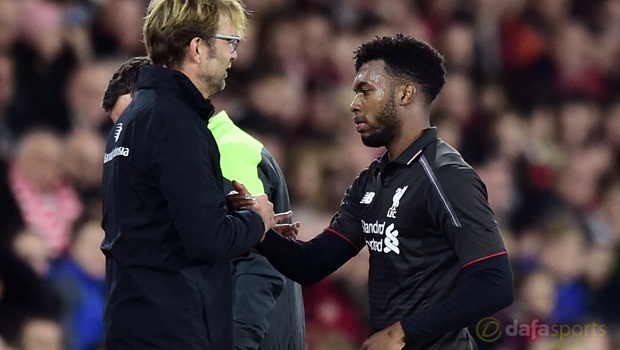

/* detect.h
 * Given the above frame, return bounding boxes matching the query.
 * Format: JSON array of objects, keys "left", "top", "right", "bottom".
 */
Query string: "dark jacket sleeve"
[
  {"left": 256, "top": 170, "right": 367, "bottom": 285},
  {"left": 400, "top": 254, "right": 514, "bottom": 344},
  {"left": 151, "top": 111, "right": 264, "bottom": 263},
  {"left": 256, "top": 229, "right": 359, "bottom": 285}
]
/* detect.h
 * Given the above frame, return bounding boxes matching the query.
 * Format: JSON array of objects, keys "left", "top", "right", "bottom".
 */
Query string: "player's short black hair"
[
  {"left": 102, "top": 56, "right": 152, "bottom": 113},
  {"left": 354, "top": 34, "right": 446, "bottom": 102}
]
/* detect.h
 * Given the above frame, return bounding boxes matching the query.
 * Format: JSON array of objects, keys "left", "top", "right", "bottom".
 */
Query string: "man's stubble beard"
[
  {"left": 361, "top": 91, "right": 402, "bottom": 148},
  {"left": 199, "top": 68, "right": 226, "bottom": 95},
  {"left": 201, "top": 46, "right": 227, "bottom": 94}
]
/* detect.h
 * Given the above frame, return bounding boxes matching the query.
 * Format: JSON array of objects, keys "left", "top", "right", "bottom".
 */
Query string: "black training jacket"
[{"left": 101, "top": 66, "right": 264, "bottom": 350}]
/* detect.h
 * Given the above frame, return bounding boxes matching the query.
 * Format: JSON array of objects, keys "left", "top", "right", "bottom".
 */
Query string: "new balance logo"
[
  {"left": 360, "top": 192, "right": 375, "bottom": 204},
  {"left": 114, "top": 123, "right": 123, "bottom": 142}
]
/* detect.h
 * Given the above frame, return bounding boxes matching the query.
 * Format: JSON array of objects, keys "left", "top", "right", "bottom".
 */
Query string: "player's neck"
[{"left": 387, "top": 118, "right": 429, "bottom": 161}]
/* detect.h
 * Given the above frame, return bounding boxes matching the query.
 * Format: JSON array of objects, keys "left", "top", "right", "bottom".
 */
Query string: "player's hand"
[
  {"left": 259, "top": 211, "right": 301, "bottom": 243},
  {"left": 273, "top": 221, "right": 301, "bottom": 239},
  {"left": 274, "top": 211, "right": 293, "bottom": 225},
  {"left": 359, "top": 322, "right": 406, "bottom": 350},
  {"left": 273, "top": 212, "right": 296, "bottom": 238},
  {"left": 226, "top": 180, "right": 258, "bottom": 211}
]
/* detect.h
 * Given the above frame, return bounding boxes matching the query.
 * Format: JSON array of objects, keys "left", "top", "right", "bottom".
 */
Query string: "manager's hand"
[
  {"left": 230, "top": 180, "right": 295, "bottom": 239},
  {"left": 252, "top": 194, "right": 275, "bottom": 234}
]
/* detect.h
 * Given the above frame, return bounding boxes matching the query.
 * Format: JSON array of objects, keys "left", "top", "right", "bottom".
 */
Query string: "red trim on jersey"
[
  {"left": 325, "top": 228, "right": 360, "bottom": 252},
  {"left": 462, "top": 251, "right": 508, "bottom": 268}
]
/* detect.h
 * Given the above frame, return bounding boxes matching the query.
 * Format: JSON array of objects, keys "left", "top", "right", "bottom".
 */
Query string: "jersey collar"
[{"left": 380, "top": 127, "right": 438, "bottom": 166}]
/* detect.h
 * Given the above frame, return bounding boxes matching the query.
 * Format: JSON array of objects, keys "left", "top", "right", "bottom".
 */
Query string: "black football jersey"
[{"left": 329, "top": 128, "right": 506, "bottom": 349}]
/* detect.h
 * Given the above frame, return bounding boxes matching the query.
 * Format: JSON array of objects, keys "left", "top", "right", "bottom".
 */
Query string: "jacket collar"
[
  {"left": 379, "top": 127, "right": 437, "bottom": 166},
  {"left": 138, "top": 65, "right": 215, "bottom": 122}
]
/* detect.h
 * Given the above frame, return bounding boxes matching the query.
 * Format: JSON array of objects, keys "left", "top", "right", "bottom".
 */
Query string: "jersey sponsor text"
[
  {"left": 104, "top": 147, "right": 130, "bottom": 163},
  {"left": 362, "top": 220, "right": 400, "bottom": 255}
]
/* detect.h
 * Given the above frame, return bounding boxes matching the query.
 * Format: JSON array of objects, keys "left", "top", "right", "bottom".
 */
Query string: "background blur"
[{"left": 0, "top": 0, "right": 619, "bottom": 349}]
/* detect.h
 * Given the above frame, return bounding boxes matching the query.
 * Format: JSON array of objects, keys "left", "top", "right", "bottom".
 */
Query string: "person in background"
[
  {"left": 65, "top": 61, "right": 117, "bottom": 136},
  {"left": 101, "top": 57, "right": 149, "bottom": 124},
  {"left": 0, "top": 247, "right": 61, "bottom": 350},
  {"left": 12, "top": 227, "right": 51, "bottom": 277},
  {"left": 6, "top": 0, "right": 78, "bottom": 137},
  {"left": 17, "top": 317, "right": 64, "bottom": 350},
  {"left": 8, "top": 130, "right": 82, "bottom": 257},
  {"left": 62, "top": 130, "right": 106, "bottom": 220},
  {"left": 48, "top": 218, "right": 106, "bottom": 350}
]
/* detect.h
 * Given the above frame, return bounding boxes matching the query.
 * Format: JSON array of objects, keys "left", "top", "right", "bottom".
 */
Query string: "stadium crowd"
[{"left": 0, "top": 0, "right": 619, "bottom": 349}]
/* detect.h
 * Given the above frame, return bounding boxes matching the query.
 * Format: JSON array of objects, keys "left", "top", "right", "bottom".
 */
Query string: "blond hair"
[{"left": 143, "top": 0, "right": 248, "bottom": 69}]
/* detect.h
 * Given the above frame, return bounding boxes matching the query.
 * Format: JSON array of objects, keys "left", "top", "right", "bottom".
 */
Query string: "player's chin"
[{"left": 361, "top": 134, "right": 384, "bottom": 148}]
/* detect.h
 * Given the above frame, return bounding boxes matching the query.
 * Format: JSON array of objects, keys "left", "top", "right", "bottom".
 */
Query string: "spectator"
[
  {"left": 48, "top": 219, "right": 105, "bottom": 350},
  {"left": 65, "top": 61, "right": 117, "bottom": 136},
  {"left": 8, "top": 130, "right": 82, "bottom": 257},
  {"left": 12, "top": 227, "right": 51, "bottom": 278},
  {"left": 538, "top": 219, "right": 588, "bottom": 325},
  {"left": 91, "top": 0, "right": 146, "bottom": 58},
  {"left": 17, "top": 317, "right": 64, "bottom": 350},
  {"left": 0, "top": 247, "right": 61, "bottom": 349},
  {"left": 62, "top": 130, "right": 105, "bottom": 220},
  {"left": 0, "top": 0, "right": 21, "bottom": 52},
  {"left": 6, "top": 0, "right": 79, "bottom": 137}
]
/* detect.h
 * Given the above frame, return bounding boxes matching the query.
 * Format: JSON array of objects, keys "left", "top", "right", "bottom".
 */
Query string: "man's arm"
[
  {"left": 256, "top": 167, "right": 370, "bottom": 285},
  {"left": 361, "top": 254, "right": 513, "bottom": 349},
  {"left": 256, "top": 228, "right": 359, "bottom": 285},
  {"left": 151, "top": 111, "right": 267, "bottom": 263},
  {"left": 400, "top": 253, "right": 513, "bottom": 342}
]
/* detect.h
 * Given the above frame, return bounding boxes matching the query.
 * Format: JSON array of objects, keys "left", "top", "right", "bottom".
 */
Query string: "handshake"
[{"left": 227, "top": 180, "right": 300, "bottom": 242}]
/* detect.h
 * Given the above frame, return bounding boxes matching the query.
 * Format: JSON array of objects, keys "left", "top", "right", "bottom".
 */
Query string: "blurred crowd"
[{"left": 0, "top": 0, "right": 619, "bottom": 349}]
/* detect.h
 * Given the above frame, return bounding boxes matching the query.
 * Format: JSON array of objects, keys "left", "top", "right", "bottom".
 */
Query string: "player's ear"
[{"left": 398, "top": 83, "right": 416, "bottom": 106}]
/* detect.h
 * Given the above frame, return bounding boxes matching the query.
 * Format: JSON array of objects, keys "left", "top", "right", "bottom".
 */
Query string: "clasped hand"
[{"left": 227, "top": 180, "right": 300, "bottom": 239}]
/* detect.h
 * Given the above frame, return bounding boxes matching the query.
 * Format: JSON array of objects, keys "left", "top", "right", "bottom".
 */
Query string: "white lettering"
[
  {"left": 365, "top": 238, "right": 383, "bottom": 252},
  {"left": 104, "top": 147, "right": 130, "bottom": 163},
  {"left": 363, "top": 221, "right": 400, "bottom": 255},
  {"left": 361, "top": 220, "right": 385, "bottom": 235}
]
